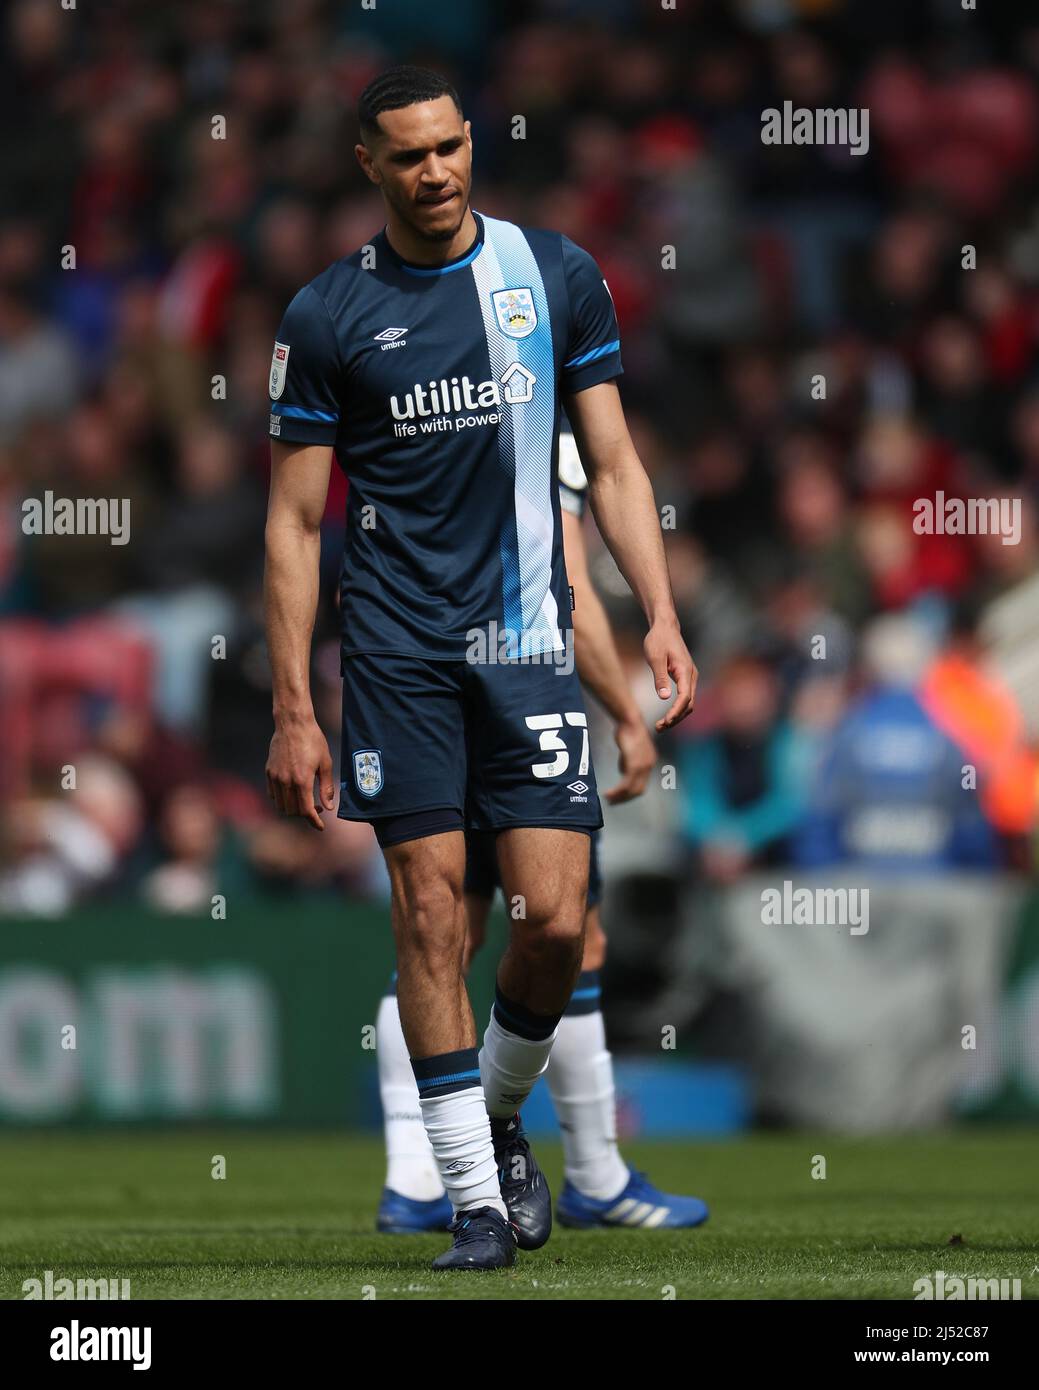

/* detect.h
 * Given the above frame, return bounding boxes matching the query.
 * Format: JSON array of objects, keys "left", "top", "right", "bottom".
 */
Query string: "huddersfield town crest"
[
  {"left": 492, "top": 287, "right": 537, "bottom": 339},
  {"left": 353, "top": 749, "right": 383, "bottom": 797}
]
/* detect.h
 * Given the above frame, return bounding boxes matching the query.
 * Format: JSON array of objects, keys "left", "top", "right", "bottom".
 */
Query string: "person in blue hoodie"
[
  {"left": 790, "top": 615, "right": 997, "bottom": 872},
  {"left": 679, "top": 652, "right": 807, "bottom": 882}
]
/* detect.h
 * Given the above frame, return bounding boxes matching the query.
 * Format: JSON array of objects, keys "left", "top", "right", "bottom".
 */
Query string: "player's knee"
[{"left": 513, "top": 900, "right": 584, "bottom": 969}]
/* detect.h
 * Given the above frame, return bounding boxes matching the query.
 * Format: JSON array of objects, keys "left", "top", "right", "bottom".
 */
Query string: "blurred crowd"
[{"left": 1, "top": 0, "right": 1037, "bottom": 915}]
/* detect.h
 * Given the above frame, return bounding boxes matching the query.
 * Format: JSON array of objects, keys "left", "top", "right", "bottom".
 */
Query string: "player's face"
[{"left": 359, "top": 96, "right": 473, "bottom": 243}]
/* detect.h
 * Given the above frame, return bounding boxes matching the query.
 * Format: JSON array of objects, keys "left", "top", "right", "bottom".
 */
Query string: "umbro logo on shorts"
[{"left": 567, "top": 780, "right": 589, "bottom": 796}]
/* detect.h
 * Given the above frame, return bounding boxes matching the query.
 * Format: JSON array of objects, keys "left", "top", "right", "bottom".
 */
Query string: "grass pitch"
[{"left": 1, "top": 1130, "right": 1036, "bottom": 1300}]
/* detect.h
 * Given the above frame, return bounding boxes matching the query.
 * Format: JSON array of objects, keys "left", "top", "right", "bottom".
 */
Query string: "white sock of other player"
[
  {"left": 545, "top": 970, "right": 630, "bottom": 1199},
  {"left": 479, "top": 985, "right": 561, "bottom": 1118},
  {"left": 412, "top": 1048, "right": 507, "bottom": 1218},
  {"left": 376, "top": 986, "right": 444, "bottom": 1202}
]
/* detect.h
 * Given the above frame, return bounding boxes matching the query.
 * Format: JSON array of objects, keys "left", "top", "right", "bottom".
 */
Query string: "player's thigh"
[
  {"left": 338, "top": 653, "right": 466, "bottom": 822},
  {"left": 384, "top": 829, "right": 468, "bottom": 966}
]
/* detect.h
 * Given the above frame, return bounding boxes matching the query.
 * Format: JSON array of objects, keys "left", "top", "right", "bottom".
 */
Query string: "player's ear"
[{"left": 355, "top": 142, "right": 380, "bottom": 185}]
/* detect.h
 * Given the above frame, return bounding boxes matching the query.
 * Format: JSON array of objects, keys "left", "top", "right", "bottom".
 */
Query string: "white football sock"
[
  {"left": 546, "top": 1008, "right": 630, "bottom": 1200},
  {"left": 479, "top": 1008, "right": 557, "bottom": 1118},
  {"left": 376, "top": 993, "right": 444, "bottom": 1201},
  {"left": 419, "top": 1085, "right": 507, "bottom": 1218}
]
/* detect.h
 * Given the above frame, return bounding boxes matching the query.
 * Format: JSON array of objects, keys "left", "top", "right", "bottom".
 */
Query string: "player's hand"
[
  {"left": 265, "top": 716, "right": 336, "bottom": 831},
  {"left": 644, "top": 620, "right": 697, "bottom": 731},
  {"left": 604, "top": 715, "right": 656, "bottom": 804}
]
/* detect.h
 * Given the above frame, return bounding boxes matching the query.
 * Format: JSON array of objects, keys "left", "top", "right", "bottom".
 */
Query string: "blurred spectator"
[
  {"left": 792, "top": 615, "right": 998, "bottom": 871},
  {"left": 0, "top": 285, "right": 80, "bottom": 444},
  {"left": 142, "top": 782, "right": 221, "bottom": 914},
  {"left": 920, "top": 603, "right": 1038, "bottom": 864},
  {"left": 108, "top": 419, "right": 264, "bottom": 732},
  {"left": 678, "top": 654, "right": 806, "bottom": 882},
  {"left": 0, "top": 754, "right": 143, "bottom": 916}
]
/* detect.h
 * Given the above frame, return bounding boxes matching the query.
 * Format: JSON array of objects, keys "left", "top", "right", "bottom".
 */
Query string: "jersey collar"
[{"left": 383, "top": 211, "right": 485, "bottom": 277}]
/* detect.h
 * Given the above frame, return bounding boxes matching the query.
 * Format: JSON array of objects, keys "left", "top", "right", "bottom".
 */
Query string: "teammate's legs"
[
  {"left": 376, "top": 982, "right": 444, "bottom": 1206},
  {"left": 544, "top": 904, "right": 629, "bottom": 1199}
]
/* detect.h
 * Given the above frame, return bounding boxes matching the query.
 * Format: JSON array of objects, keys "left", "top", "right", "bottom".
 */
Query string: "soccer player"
[
  {"left": 263, "top": 66, "right": 697, "bottom": 1270},
  {"left": 376, "top": 429, "right": 710, "bottom": 1234}
]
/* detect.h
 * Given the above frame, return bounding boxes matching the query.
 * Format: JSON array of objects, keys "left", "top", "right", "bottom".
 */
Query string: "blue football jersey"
[{"left": 268, "top": 212, "right": 621, "bottom": 659}]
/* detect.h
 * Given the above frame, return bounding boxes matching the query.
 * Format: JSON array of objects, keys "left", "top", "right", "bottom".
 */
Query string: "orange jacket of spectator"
[{"left": 921, "top": 652, "right": 1038, "bottom": 835}]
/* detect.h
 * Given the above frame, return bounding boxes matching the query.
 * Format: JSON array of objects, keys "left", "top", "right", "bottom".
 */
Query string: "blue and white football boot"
[
  {"left": 556, "top": 1169, "right": 709, "bottom": 1229},
  {"left": 376, "top": 1187, "right": 453, "bottom": 1234}
]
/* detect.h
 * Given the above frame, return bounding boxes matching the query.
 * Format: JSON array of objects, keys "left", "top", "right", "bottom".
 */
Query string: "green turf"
[{"left": 1, "top": 1130, "right": 1036, "bottom": 1300}]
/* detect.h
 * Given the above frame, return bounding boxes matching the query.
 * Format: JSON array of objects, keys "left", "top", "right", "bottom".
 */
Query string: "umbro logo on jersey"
[
  {"left": 567, "top": 781, "right": 589, "bottom": 796},
  {"left": 374, "top": 327, "right": 408, "bottom": 350}
]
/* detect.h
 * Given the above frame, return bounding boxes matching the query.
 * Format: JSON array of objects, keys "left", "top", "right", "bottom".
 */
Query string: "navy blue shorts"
[
  {"left": 338, "top": 653, "right": 603, "bottom": 835},
  {"left": 464, "top": 827, "right": 602, "bottom": 907}
]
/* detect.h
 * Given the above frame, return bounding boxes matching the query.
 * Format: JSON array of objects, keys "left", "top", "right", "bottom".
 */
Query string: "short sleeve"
[
  {"left": 557, "top": 428, "right": 588, "bottom": 517},
  {"left": 560, "top": 237, "right": 623, "bottom": 394},
  {"left": 268, "top": 284, "right": 341, "bottom": 446}
]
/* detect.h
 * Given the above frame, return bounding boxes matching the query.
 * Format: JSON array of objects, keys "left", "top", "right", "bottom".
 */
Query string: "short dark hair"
[{"left": 358, "top": 65, "right": 462, "bottom": 142}]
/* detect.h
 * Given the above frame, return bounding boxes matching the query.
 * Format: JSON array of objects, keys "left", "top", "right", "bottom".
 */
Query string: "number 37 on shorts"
[{"left": 337, "top": 654, "right": 603, "bottom": 832}]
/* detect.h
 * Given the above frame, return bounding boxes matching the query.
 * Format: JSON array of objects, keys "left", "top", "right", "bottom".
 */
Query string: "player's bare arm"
[
  {"left": 263, "top": 440, "right": 336, "bottom": 830},
  {"left": 561, "top": 506, "right": 656, "bottom": 802},
  {"left": 565, "top": 381, "right": 697, "bottom": 730}
]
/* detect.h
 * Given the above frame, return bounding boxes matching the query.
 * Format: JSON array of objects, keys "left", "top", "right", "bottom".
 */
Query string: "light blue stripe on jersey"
[
  {"left": 564, "top": 339, "right": 621, "bottom": 369},
  {"left": 472, "top": 216, "right": 561, "bottom": 658},
  {"left": 270, "top": 403, "right": 339, "bottom": 421},
  {"left": 471, "top": 234, "right": 521, "bottom": 637}
]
